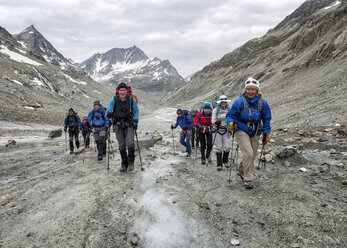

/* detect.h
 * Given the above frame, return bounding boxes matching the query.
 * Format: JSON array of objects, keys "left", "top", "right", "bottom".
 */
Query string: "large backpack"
[
  {"left": 112, "top": 94, "right": 134, "bottom": 123},
  {"left": 182, "top": 109, "right": 192, "bottom": 123},
  {"left": 91, "top": 109, "right": 106, "bottom": 127}
]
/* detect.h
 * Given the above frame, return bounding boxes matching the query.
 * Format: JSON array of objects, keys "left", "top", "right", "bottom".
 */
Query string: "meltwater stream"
[{"left": 134, "top": 156, "right": 224, "bottom": 248}]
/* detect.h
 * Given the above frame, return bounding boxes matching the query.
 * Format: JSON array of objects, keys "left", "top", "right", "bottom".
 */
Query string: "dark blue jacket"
[
  {"left": 64, "top": 112, "right": 81, "bottom": 129},
  {"left": 226, "top": 94, "right": 271, "bottom": 136},
  {"left": 173, "top": 112, "right": 193, "bottom": 130},
  {"left": 80, "top": 120, "right": 91, "bottom": 133},
  {"left": 87, "top": 108, "right": 109, "bottom": 132}
]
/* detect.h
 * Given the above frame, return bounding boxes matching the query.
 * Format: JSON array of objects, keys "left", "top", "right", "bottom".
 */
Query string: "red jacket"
[{"left": 193, "top": 111, "right": 212, "bottom": 127}]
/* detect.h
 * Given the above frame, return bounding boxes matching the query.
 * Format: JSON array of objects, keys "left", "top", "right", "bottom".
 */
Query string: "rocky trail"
[{"left": 0, "top": 112, "right": 346, "bottom": 248}]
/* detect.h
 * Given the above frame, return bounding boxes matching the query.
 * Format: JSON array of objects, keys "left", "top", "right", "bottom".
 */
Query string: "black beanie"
[
  {"left": 69, "top": 108, "right": 74, "bottom": 112},
  {"left": 176, "top": 109, "right": 182, "bottom": 115},
  {"left": 94, "top": 100, "right": 100, "bottom": 106},
  {"left": 117, "top": 82, "right": 128, "bottom": 91}
]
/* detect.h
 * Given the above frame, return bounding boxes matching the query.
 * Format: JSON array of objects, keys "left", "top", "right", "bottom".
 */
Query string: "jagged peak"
[{"left": 23, "top": 24, "right": 39, "bottom": 33}]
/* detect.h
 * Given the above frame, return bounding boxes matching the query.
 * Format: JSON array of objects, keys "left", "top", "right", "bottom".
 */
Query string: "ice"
[
  {"left": 0, "top": 45, "right": 42, "bottom": 66},
  {"left": 135, "top": 157, "right": 222, "bottom": 248}
]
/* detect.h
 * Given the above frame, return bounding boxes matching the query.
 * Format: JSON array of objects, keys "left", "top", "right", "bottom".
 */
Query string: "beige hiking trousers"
[{"left": 235, "top": 131, "right": 260, "bottom": 182}]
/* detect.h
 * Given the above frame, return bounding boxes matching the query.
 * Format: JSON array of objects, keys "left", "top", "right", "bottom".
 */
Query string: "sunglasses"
[{"left": 246, "top": 80, "right": 257, "bottom": 84}]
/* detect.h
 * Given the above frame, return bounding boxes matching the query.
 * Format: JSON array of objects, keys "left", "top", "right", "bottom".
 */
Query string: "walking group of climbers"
[
  {"left": 63, "top": 82, "right": 139, "bottom": 172},
  {"left": 171, "top": 77, "right": 272, "bottom": 189}
]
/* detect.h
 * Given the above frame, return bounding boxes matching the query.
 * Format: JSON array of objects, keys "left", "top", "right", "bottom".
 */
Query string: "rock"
[
  {"left": 136, "top": 134, "right": 155, "bottom": 149},
  {"left": 277, "top": 146, "right": 296, "bottom": 159},
  {"left": 323, "top": 128, "right": 333, "bottom": 132},
  {"left": 5, "top": 140, "right": 16, "bottom": 147},
  {"left": 296, "top": 143, "right": 304, "bottom": 150},
  {"left": 48, "top": 129, "right": 62, "bottom": 139},
  {"left": 319, "top": 163, "right": 330, "bottom": 173},
  {"left": 318, "top": 133, "right": 328, "bottom": 142},
  {"left": 230, "top": 238, "right": 240, "bottom": 246},
  {"left": 329, "top": 149, "right": 337, "bottom": 154},
  {"left": 264, "top": 154, "right": 273, "bottom": 162},
  {"left": 130, "top": 233, "right": 139, "bottom": 246},
  {"left": 336, "top": 126, "right": 347, "bottom": 136},
  {"left": 321, "top": 203, "right": 328, "bottom": 207},
  {"left": 300, "top": 167, "right": 307, "bottom": 172},
  {"left": 152, "top": 131, "right": 163, "bottom": 144},
  {"left": 74, "top": 147, "right": 85, "bottom": 154},
  {"left": 303, "top": 151, "right": 330, "bottom": 164},
  {"left": 341, "top": 152, "right": 347, "bottom": 160},
  {"left": 284, "top": 161, "right": 291, "bottom": 167}
]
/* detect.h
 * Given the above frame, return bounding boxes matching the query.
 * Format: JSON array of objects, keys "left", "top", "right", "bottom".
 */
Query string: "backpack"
[
  {"left": 91, "top": 109, "right": 106, "bottom": 127},
  {"left": 182, "top": 109, "right": 192, "bottom": 123},
  {"left": 112, "top": 94, "right": 134, "bottom": 123},
  {"left": 216, "top": 104, "right": 230, "bottom": 116}
]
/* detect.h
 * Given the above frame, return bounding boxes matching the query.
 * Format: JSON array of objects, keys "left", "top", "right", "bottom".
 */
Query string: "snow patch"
[
  {"left": 0, "top": 45, "right": 42, "bottom": 66},
  {"left": 24, "top": 106, "right": 35, "bottom": 110},
  {"left": 63, "top": 74, "right": 86, "bottom": 85},
  {"left": 11, "top": 80, "right": 23, "bottom": 86},
  {"left": 324, "top": 1, "right": 341, "bottom": 9},
  {"left": 32, "top": 77, "right": 44, "bottom": 86},
  {"left": 93, "top": 90, "right": 102, "bottom": 95},
  {"left": 83, "top": 94, "right": 90, "bottom": 98}
]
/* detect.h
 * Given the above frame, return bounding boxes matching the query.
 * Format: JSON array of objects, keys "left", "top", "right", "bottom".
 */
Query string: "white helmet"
[{"left": 217, "top": 95, "right": 231, "bottom": 104}]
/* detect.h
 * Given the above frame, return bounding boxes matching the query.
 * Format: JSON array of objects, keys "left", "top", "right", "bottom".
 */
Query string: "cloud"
[{"left": 0, "top": 0, "right": 306, "bottom": 76}]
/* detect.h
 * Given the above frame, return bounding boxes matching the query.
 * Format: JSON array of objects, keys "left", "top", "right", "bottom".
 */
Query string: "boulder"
[
  {"left": 152, "top": 131, "right": 163, "bottom": 144},
  {"left": 277, "top": 146, "right": 296, "bottom": 159},
  {"left": 303, "top": 151, "right": 330, "bottom": 164},
  {"left": 48, "top": 129, "right": 62, "bottom": 139},
  {"left": 136, "top": 134, "right": 155, "bottom": 150},
  {"left": 5, "top": 140, "right": 16, "bottom": 147}
]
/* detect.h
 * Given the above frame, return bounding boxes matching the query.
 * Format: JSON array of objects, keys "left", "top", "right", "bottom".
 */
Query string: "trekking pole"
[
  {"left": 171, "top": 129, "right": 176, "bottom": 155},
  {"left": 227, "top": 131, "right": 235, "bottom": 184},
  {"left": 108, "top": 131, "right": 115, "bottom": 158},
  {"left": 135, "top": 129, "right": 144, "bottom": 171},
  {"left": 107, "top": 135, "right": 110, "bottom": 173},
  {"left": 257, "top": 144, "right": 265, "bottom": 170}
]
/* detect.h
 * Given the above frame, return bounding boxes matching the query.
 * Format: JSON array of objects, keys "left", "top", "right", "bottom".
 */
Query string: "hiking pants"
[
  {"left": 68, "top": 127, "right": 80, "bottom": 152},
  {"left": 94, "top": 129, "right": 106, "bottom": 158},
  {"left": 114, "top": 125, "right": 135, "bottom": 169},
  {"left": 214, "top": 131, "right": 231, "bottom": 153},
  {"left": 82, "top": 131, "right": 90, "bottom": 148},
  {"left": 235, "top": 131, "right": 259, "bottom": 182},
  {"left": 200, "top": 132, "right": 212, "bottom": 159},
  {"left": 180, "top": 129, "right": 191, "bottom": 154}
]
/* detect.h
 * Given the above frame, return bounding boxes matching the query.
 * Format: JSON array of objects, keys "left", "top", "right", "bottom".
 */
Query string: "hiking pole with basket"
[
  {"left": 135, "top": 129, "right": 144, "bottom": 172},
  {"left": 227, "top": 131, "right": 235, "bottom": 184}
]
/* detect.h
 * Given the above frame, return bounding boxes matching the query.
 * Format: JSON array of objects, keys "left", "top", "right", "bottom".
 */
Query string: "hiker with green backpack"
[
  {"left": 212, "top": 95, "right": 232, "bottom": 171},
  {"left": 226, "top": 77, "right": 271, "bottom": 189}
]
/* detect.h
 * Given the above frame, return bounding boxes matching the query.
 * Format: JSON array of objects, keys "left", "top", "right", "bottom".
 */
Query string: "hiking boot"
[
  {"left": 186, "top": 153, "right": 191, "bottom": 158},
  {"left": 97, "top": 155, "right": 103, "bottom": 161},
  {"left": 224, "top": 163, "right": 230, "bottom": 168},
  {"left": 128, "top": 163, "right": 134, "bottom": 171},
  {"left": 70, "top": 151, "right": 74, "bottom": 154},
  {"left": 244, "top": 181, "right": 253, "bottom": 189},
  {"left": 217, "top": 165, "right": 222, "bottom": 171},
  {"left": 119, "top": 167, "right": 127, "bottom": 172},
  {"left": 201, "top": 158, "right": 206, "bottom": 165},
  {"left": 216, "top": 152, "right": 222, "bottom": 171},
  {"left": 207, "top": 156, "right": 212, "bottom": 163}
]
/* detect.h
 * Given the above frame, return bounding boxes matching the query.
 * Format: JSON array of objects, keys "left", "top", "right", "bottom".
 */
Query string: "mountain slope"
[
  {"left": 166, "top": 0, "right": 347, "bottom": 126},
  {"left": 14, "top": 25, "right": 83, "bottom": 74},
  {"left": 0, "top": 25, "right": 114, "bottom": 124},
  {"left": 80, "top": 46, "right": 186, "bottom": 91}
]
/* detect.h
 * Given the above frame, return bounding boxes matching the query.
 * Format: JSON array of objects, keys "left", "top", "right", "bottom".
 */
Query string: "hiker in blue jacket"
[
  {"left": 226, "top": 77, "right": 271, "bottom": 189},
  {"left": 87, "top": 100, "right": 109, "bottom": 161},
  {"left": 171, "top": 109, "right": 193, "bottom": 157},
  {"left": 64, "top": 108, "right": 81, "bottom": 154},
  {"left": 106, "top": 82, "right": 139, "bottom": 172}
]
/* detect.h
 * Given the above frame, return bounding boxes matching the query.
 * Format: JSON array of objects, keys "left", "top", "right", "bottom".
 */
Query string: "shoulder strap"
[
  {"left": 258, "top": 97, "right": 263, "bottom": 112},
  {"left": 240, "top": 95, "right": 249, "bottom": 116}
]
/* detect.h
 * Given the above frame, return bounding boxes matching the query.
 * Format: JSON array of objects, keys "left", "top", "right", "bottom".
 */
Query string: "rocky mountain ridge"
[
  {"left": 0, "top": 25, "right": 114, "bottom": 124},
  {"left": 166, "top": 0, "right": 346, "bottom": 127},
  {"left": 80, "top": 46, "right": 186, "bottom": 91}
]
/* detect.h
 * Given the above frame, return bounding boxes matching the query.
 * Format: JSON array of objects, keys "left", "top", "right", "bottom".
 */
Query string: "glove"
[
  {"left": 64, "top": 127, "right": 67, "bottom": 132},
  {"left": 107, "top": 111, "right": 113, "bottom": 119},
  {"left": 263, "top": 133, "right": 270, "bottom": 145},
  {"left": 171, "top": 124, "right": 174, "bottom": 130},
  {"left": 133, "top": 120, "right": 138, "bottom": 130},
  {"left": 214, "top": 120, "right": 221, "bottom": 127},
  {"left": 229, "top": 122, "right": 237, "bottom": 132}
]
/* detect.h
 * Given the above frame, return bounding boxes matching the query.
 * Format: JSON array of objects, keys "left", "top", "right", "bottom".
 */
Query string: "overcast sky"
[{"left": 0, "top": 0, "right": 306, "bottom": 77}]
